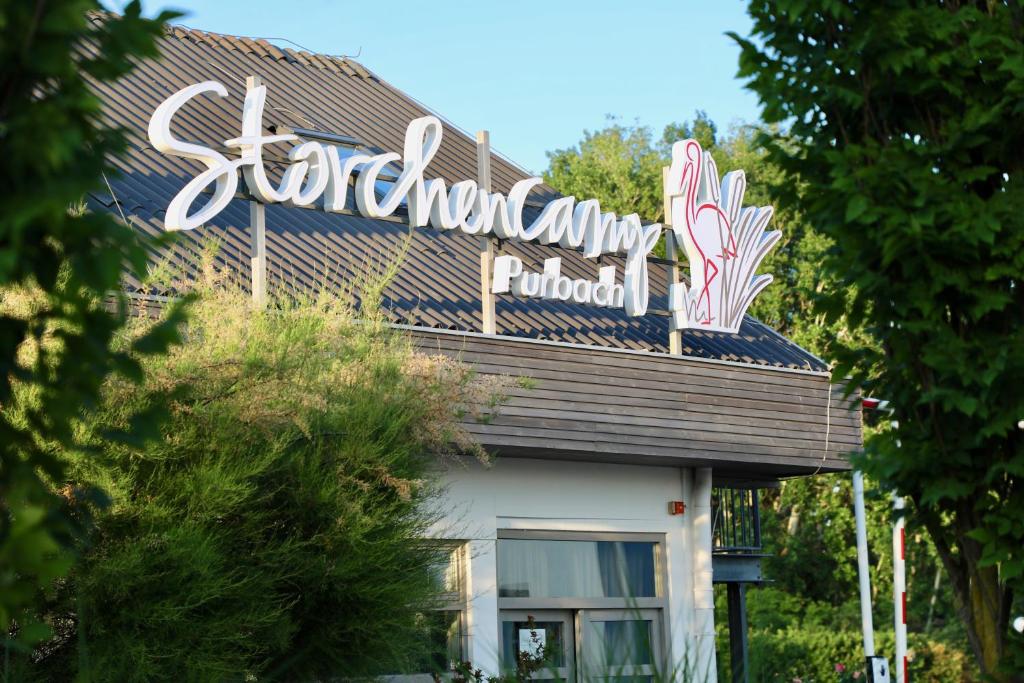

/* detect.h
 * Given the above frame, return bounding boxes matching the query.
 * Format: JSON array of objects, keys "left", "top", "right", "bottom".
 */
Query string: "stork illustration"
[{"left": 664, "top": 139, "right": 781, "bottom": 333}]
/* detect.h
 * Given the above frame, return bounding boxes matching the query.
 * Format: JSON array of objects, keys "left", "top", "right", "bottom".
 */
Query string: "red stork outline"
[{"left": 678, "top": 140, "right": 738, "bottom": 325}]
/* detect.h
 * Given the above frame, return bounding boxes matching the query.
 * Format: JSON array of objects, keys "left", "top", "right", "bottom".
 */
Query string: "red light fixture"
[
  {"left": 863, "top": 397, "right": 889, "bottom": 411},
  {"left": 668, "top": 501, "right": 686, "bottom": 515}
]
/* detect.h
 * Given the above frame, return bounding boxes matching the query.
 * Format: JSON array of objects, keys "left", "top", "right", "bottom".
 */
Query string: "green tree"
[
  {"left": 732, "top": 1, "right": 1024, "bottom": 676},
  {"left": 759, "top": 473, "right": 963, "bottom": 640},
  {"left": 0, "top": 0, "right": 183, "bottom": 647},
  {"left": 661, "top": 109, "right": 718, "bottom": 154},
  {"left": 546, "top": 114, "right": 968, "bottom": 672},
  {"left": 545, "top": 117, "right": 665, "bottom": 222}
]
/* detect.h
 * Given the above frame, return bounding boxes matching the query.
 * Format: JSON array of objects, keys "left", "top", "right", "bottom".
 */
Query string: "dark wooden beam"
[{"left": 727, "top": 583, "right": 750, "bottom": 683}]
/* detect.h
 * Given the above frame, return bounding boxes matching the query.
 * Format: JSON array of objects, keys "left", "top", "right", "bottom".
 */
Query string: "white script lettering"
[{"left": 149, "top": 79, "right": 661, "bottom": 316}]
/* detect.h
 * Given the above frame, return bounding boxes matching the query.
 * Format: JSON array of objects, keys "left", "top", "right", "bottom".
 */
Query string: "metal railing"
[{"left": 711, "top": 488, "right": 762, "bottom": 554}]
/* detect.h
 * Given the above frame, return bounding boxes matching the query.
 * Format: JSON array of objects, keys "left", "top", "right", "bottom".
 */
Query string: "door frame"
[{"left": 493, "top": 532, "right": 675, "bottom": 679}]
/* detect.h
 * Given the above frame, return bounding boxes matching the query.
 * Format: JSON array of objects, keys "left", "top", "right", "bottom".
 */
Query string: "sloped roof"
[{"left": 87, "top": 16, "right": 828, "bottom": 372}]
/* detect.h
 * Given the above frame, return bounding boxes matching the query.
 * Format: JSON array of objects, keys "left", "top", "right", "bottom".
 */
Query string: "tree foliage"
[
  {"left": 544, "top": 114, "right": 971, "bottom": 675},
  {"left": 0, "top": 0, "right": 183, "bottom": 646},
  {"left": 760, "top": 474, "right": 963, "bottom": 641},
  {"left": 732, "top": 0, "right": 1024, "bottom": 675},
  {"left": 13, "top": 280, "right": 512, "bottom": 680},
  {"left": 545, "top": 117, "right": 665, "bottom": 224}
]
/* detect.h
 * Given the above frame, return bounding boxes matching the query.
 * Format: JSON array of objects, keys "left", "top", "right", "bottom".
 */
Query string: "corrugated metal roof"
[{"left": 88, "top": 16, "right": 827, "bottom": 372}]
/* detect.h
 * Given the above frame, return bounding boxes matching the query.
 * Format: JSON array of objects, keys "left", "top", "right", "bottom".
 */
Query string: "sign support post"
[
  {"left": 663, "top": 166, "right": 682, "bottom": 354},
  {"left": 727, "top": 582, "right": 749, "bottom": 683},
  {"left": 477, "top": 130, "right": 496, "bottom": 334},
  {"left": 893, "top": 495, "right": 908, "bottom": 683},
  {"left": 247, "top": 75, "right": 268, "bottom": 308},
  {"left": 854, "top": 470, "right": 876, "bottom": 659}
]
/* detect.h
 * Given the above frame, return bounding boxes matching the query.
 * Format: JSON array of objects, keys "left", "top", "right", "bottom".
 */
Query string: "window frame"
[
  {"left": 494, "top": 530, "right": 673, "bottom": 680},
  {"left": 424, "top": 542, "right": 469, "bottom": 674},
  {"left": 498, "top": 608, "right": 577, "bottom": 680},
  {"left": 495, "top": 530, "right": 668, "bottom": 612},
  {"left": 578, "top": 607, "right": 664, "bottom": 680},
  {"left": 432, "top": 542, "right": 467, "bottom": 612}
]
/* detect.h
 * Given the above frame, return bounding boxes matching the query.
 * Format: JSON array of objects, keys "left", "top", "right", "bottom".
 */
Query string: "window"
[
  {"left": 431, "top": 542, "right": 466, "bottom": 604},
  {"left": 400, "top": 543, "right": 467, "bottom": 679},
  {"left": 496, "top": 531, "right": 669, "bottom": 680},
  {"left": 498, "top": 538, "right": 657, "bottom": 599},
  {"left": 499, "top": 610, "right": 575, "bottom": 681},
  {"left": 581, "top": 609, "right": 662, "bottom": 681},
  {"left": 431, "top": 544, "right": 468, "bottom": 669},
  {"left": 420, "top": 610, "right": 465, "bottom": 674}
]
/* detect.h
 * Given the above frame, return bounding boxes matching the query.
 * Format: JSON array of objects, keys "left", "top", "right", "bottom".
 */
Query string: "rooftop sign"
[{"left": 148, "top": 80, "right": 779, "bottom": 333}]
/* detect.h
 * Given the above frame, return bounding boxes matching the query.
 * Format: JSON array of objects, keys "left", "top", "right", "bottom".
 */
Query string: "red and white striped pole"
[{"left": 893, "top": 495, "right": 908, "bottom": 683}]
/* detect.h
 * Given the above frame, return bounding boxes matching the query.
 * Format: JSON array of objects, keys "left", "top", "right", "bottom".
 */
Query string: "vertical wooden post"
[
  {"left": 663, "top": 166, "right": 682, "bottom": 354},
  {"left": 477, "top": 130, "right": 496, "bottom": 334},
  {"left": 247, "top": 75, "right": 267, "bottom": 307},
  {"left": 249, "top": 201, "right": 267, "bottom": 307}
]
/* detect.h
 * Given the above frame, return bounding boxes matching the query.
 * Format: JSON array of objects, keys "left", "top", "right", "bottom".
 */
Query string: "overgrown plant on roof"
[{"left": 8, "top": 261, "right": 518, "bottom": 679}]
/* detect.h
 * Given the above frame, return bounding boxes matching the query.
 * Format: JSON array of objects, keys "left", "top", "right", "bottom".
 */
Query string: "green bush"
[
  {"left": 749, "top": 627, "right": 863, "bottom": 682},
  {"left": 716, "top": 586, "right": 976, "bottom": 683},
  {"left": 746, "top": 627, "right": 974, "bottom": 683},
  {"left": 15, "top": 284, "right": 510, "bottom": 680}
]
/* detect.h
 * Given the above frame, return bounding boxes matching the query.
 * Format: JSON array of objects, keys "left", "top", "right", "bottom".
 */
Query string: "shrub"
[
  {"left": 748, "top": 627, "right": 864, "bottom": 682},
  {"left": 746, "top": 627, "right": 975, "bottom": 683},
  {"left": 16, "top": 282, "right": 512, "bottom": 680},
  {"left": 715, "top": 586, "right": 977, "bottom": 683}
]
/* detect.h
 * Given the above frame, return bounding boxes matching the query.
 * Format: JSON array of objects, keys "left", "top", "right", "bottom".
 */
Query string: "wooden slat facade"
[{"left": 408, "top": 328, "right": 860, "bottom": 480}]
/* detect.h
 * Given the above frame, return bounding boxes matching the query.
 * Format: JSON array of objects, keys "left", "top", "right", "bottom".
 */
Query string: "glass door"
[
  {"left": 499, "top": 609, "right": 575, "bottom": 681},
  {"left": 495, "top": 532, "right": 669, "bottom": 681},
  {"left": 579, "top": 609, "right": 662, "bottom": 682}
]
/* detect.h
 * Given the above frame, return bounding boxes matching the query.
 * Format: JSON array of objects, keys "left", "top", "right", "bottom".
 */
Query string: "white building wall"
[
  {"left": 691, "top": 467, "right": 718, "bottom": 682},
  {"left": 430, "top": 457, "right": 717, "bottom": 680}
]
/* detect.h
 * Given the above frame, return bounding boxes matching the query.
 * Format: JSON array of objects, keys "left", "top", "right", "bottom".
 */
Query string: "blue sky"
[{"left": 110, "top": 0, "right": 762, "bottom": 174}]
